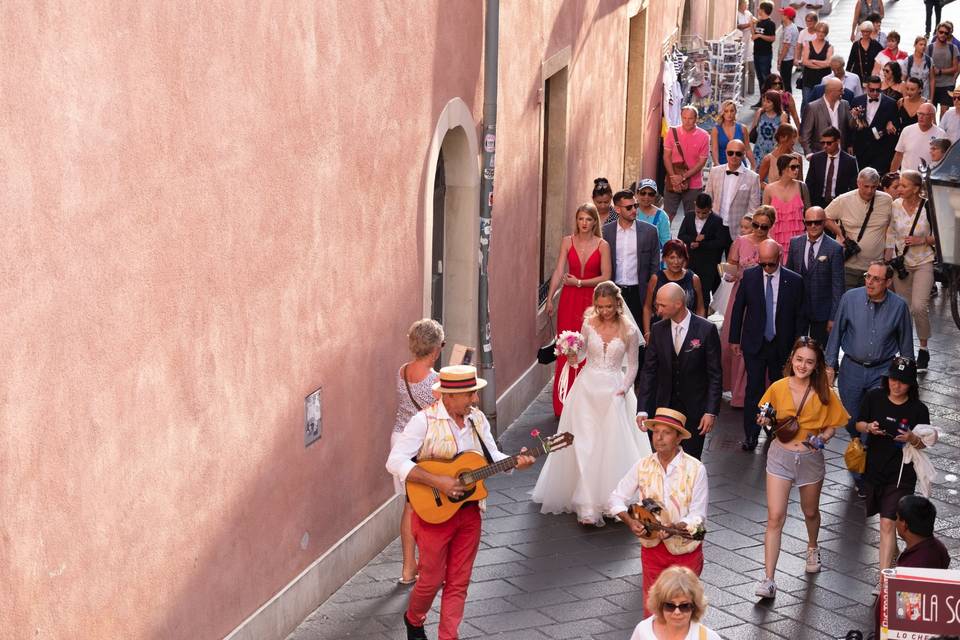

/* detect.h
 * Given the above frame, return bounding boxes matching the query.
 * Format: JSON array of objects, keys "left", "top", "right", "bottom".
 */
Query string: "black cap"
[{"left": 885, "top": 357, "right": 918, "bottom": 387}]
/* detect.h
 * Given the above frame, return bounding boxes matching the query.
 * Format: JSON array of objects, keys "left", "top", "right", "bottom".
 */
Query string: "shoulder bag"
[
  {"left": 402, "top": 364, "right": 425, "bottom": 411},
  {"left": 888, "top": 198, "right": 927, "bottom": 279},
  {"left": 537, "top": 317, "right": 558, "bottom": 364},
  {"left": 772, "top": 385, "right": 813, "bottom": 443},
  {"left": 667, "top": 127, "right": 690, "bottom": 193}
]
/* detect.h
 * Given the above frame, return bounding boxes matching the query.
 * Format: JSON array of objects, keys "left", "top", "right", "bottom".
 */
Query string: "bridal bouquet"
[{"left": 554, "top": 331, "right": 584, "bottom": 405}]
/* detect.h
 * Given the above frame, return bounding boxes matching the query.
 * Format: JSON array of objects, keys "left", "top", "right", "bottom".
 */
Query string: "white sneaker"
[
  {"left": 755, "top": 578, "right": 777, "bottom": 598},
  {"left": 805, "top": 546, "right": 822, "bottom": 573}
]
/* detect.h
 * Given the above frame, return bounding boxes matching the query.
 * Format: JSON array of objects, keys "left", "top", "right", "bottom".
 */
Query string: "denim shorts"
[{"left": 766, "top": 442, "right": 825, "bottom": 487}]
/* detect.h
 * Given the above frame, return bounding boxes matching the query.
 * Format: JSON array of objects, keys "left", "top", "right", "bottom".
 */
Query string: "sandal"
[{"left": 398, "top": 573, "right": 418, "bottom": 585}]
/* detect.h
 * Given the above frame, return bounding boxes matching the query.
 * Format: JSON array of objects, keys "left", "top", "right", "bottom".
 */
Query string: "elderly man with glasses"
[
  {"left": 938, "top": 86, "right": 960, "bottom": 143},
  {"left": 825, "top": 167, "right": 894, "bottom": 289},
  {"left": 786, "top": 207, "right": 844, "bottom": 345},
  {"left": 891, "top": 102, "right": 945, "bottom": 172},
  {"left": 825, "top": 261, "right": 913, "bottom": 497}
]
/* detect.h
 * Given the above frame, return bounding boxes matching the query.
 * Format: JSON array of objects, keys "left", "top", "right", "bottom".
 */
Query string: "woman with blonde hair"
[
  {"left": 392, "top": 318, "right": 444, "bottom": 584},
  {"left": 545, "top": 203, "right": 611, "bottom": 416},
  {"left": 711, "top": 99, "right": 756, "bottom": 168},
  {"left": 532, "top": 281, "right": 651, "bottom": 526},
  {"left": 630, "top": 566, "right": 721, "bottom": 640}
]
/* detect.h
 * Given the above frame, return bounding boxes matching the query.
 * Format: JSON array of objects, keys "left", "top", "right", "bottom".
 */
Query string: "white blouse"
[
  {"left": 630, "top": 617, "right": 721, "bottom": 640},
  {"left": 886, "top": 198, "right": 935, "bottom": 268}
]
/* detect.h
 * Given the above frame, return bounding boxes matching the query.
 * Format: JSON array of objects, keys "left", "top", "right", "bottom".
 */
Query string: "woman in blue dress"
[{"left": 711, "top": 99, "right": 756, "bottom": 170}]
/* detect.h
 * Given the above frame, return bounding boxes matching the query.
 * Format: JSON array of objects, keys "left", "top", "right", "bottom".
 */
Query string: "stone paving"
[{"left": 290, "top": 3, "right": 960, "bottom": 638}]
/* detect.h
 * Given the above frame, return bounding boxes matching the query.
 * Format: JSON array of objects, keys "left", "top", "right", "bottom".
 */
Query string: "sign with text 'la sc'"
[{"left": 881, "top": 567, "right": 960, "bottom": 639}]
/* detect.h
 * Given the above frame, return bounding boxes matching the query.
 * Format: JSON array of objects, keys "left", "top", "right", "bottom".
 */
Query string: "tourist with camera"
[
  {"left": 825, "top": 168, "right": 894, "bottom": 289},
  {"left": 884, "top": 170, "right": 936, "bottom": 372},
  {"left": 752, "top": 337, "right": 849, "bottom": 599}
]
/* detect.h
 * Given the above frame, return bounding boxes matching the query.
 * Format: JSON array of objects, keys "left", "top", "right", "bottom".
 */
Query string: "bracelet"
[{"left": 577, "top": 279, "right": 581, "bottom": 288}]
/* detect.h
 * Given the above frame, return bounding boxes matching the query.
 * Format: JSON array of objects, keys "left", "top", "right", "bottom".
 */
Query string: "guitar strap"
[{"left": 468, "top": 415, "right": 495, "bottom": 464}]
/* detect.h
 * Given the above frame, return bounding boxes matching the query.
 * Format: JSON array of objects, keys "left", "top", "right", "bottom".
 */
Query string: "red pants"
[
  {"left": 641, "top": 543, "right": 704, "bottom": 617},
  {"left": 406, "top": 503, "right": 481, "bottom": 640}
]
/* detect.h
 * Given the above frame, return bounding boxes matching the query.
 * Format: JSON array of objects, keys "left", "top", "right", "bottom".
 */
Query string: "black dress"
[
  {"left": 802, "top": 40, "right": 832, "bottom": 89},
  {"left": 897, "top": 101, "right": 919, "bottom": 131},
  {"left": 847, "top": 39, "right": 883, "bottom": 83}
]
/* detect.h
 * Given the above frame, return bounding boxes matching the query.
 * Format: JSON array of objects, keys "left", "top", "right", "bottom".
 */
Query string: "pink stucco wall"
[{"left": 3, "top": 1, "right": 717, "bottom": 637}]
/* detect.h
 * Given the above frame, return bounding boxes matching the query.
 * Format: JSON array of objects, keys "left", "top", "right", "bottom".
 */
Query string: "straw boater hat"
[
  {"left": 643, "top": 408, "right": 691, "bottom": 440},
  {"left": 433, "top": 365, "right": 488, "bottom": 394}
]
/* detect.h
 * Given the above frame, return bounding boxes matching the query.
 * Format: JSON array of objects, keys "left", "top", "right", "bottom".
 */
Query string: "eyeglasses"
[
  {"left": 621, "top": 203, "right": 638, "bottom": 210},
  {"left": 727, "top": 150, "right": 745, "bottom": 157},
  {"left": 788, "top": 164, "right": 801, "bottom": 171},
  {"left": 863, "top": 273, "right": 888, "bottom": 282},
  {"left": 662, "top": 602, "right": 694, "bottom": 613},
  {"left": 758, "top": 261, "right": 779, "bottom": 268},
  {"left": 638, "top": 190, "right": 657, "bottom": 197},
  {"left": 804, "top": 219, "right": 825, "bottom": 226},
  {"left": 752, "top": 222, "right": 771, "bottom": 230},
  {"left": 938, "top": 30, "right": 950, "bottom": 35}
]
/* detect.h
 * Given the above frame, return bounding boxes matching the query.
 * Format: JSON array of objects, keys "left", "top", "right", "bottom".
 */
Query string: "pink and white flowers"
[{"left": 554, "top": 330, "right": 585, "bottom": 363}]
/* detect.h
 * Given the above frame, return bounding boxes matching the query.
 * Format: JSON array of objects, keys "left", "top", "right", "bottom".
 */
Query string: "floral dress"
[{"left": 753, "top": 112, "right": 781, "bottom": 166}]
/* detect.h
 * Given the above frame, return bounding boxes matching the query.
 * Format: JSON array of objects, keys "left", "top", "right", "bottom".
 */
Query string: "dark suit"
[
  {"left": 638, "top": 313, "right": 722, "bottom": 459},
  {"left": 785, "top": 234, "right": 845, "bottom": 345},
  {"left": 799, "top": 97, "right": 852, "bottom": 155},
  {"left": 602, "top": 219, "right": 660, "bottom": 323},
  {"left": 805, "top": 150, "right": 859, "bottom": 209},
  {"left": 678, "top": 212, "right": 730, "bottom": 308},
  {"left": 728, "top": 266, "right": 805, "bottom": 445},
  {"left": 848, "top": 93, "right": 898, "bottom": 175}
]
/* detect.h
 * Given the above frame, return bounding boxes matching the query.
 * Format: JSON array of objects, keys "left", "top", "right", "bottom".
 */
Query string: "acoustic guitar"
[
  {"left": 628, "top": 498, "right": 706, "bottom": 540},
  {"left": 407, "top": 432, "right": 574, "bottom": 524}
]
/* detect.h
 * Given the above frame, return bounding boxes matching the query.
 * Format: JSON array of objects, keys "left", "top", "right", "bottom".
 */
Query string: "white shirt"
[
  {"left": 616, "top": 220, "right": 640, "bottom": 285},
  {"left": 940, "top": 108, "right": 960, "bottom": 143},
  {"left": 822, "top": 153, "right": 839, "bottom": 199},
  {"left": 821, "top": 71, "right": 864, "bottom": 97},
  {"left": 865, "top": 96, "right": 881, "bottom": 124},
  {"left": 694, "top": 215, "right": 707, "bottom": 234},
  {"left": 609, "top": 452, "right": 709, "bottom": 522},
  {"left": 825, "top": 100, "right": 840, "bottom": 129},
  {"left": 805, "top": 235, "right": 824, "bottom": 270},
  {"left": 895, "top": 123, "right": 947, "bottom": 171},
  {"left": 630, "top": 618, "right": 722, "bottom": 640},
  {"left": 386, "top": 402, "right": 508, "bottom": 482},
  {"left": 719, "top": 167, "right": 740, "bottom": 223},
  {"left": 671, "top": 309, "right": 693, "bottom": 354}
]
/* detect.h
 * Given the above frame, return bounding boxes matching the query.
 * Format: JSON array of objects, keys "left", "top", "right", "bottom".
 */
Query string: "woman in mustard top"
[{"left": 753, "top": 337, "right": 850, "bottom": 599}]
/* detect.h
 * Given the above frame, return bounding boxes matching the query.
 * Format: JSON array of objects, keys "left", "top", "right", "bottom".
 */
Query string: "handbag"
[
  {"left": 839, "top": 195, "right": 875, "bottom": 262},
  {"left": 749, "top": 124, "right": 758, "bottom": 144},
  {"left": 844, "top": 437, "right": 867, "bottom": 474},
  {"left": 537, "top": 318, "right": 558, "bottom": 365},
  {"left": 772, "top": 385, "right": 812, "bottom": 443},
  {"left": 667, "top": 127, "right": 690, "bottom": 193}
]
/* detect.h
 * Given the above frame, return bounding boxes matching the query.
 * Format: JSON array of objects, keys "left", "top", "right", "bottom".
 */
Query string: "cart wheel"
[{"left": 951, "top": 270, "right": 960, "bottom": 331}]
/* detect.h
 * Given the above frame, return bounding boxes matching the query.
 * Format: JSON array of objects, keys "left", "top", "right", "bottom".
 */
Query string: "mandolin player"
[
  {"left": 609, "top": 408, "right": 709, "bottom": 617},
  {"left": 386, "top": 365, "right": 535, "bottom": 640}
]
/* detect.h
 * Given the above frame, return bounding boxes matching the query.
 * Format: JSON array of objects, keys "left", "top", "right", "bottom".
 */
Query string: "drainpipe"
[{"left": 478, "top": 0, "right": 499, "bottom": 433}]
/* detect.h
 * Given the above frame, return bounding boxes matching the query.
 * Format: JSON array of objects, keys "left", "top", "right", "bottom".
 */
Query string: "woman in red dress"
[{"left": 545, "top": 203, "right": 612, "bottom": 416}]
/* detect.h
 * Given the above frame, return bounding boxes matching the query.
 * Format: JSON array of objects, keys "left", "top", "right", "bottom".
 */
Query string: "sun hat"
[
  {"left": 432, "top": 365, "right": 488, "bottom": 394},
  {"left": 884, "top": 357, "right": 918, "bottom": 388},
  {"left": 643, "top": 408, "right": 691, "bottom": 440}
]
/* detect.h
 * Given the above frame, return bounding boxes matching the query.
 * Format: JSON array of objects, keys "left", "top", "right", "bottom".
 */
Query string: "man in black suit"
[
  {"left": 805, "top": 126, "right": 859, "bottom": 209},
  {"left": 636, "top": 283, "right": 722, "bottom": 459},
  {"left": 848, "top": 76, "right": 899, "bottom": 175},
  {"left": 728, "top": 239, "right": 806, "bottom": 450},
  {"left": 678, "top": 193, "right": 730, "bottom": 310},
  {"left": 785, "top": 207, "right": 845, "bottom": 345}
]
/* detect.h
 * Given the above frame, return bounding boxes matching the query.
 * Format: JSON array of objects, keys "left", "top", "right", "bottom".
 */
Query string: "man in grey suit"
[
  {"left": 602, "top": 189, "right": 660, "bottom": 350},
  {"left": 703, "top": 139, "right": 762, "bottom": 241},
  {"left": 800, "top": 78, "right": 853, "bottom": 156},
  {"left": 785, "top": 206, "right": 845, "bottom": 345}
]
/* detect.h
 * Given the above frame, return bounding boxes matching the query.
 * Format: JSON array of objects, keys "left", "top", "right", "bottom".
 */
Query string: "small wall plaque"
[{"left": 305, "top": 387, "right": 322, "bottom": 447}]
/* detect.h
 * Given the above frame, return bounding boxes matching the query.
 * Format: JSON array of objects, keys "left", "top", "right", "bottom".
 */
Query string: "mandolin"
[
  {"left": 628, "top": 498, "right": 706, "bottom": 541},
  {"left": 407, "top": 432, "right": 574, "bottom": 524}
]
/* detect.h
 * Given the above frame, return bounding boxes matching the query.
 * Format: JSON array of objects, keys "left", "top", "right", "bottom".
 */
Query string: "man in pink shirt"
[{"left": 664, "top": 105, "right": 711, "bottom": 234}]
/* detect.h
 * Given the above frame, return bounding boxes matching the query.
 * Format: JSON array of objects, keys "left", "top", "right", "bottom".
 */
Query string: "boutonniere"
[
  {"left": 686, "top": 339, "right": 702, "bottom": 352},
  {"left": 817, "top": 255, "right": 827, "bottom": 262}
]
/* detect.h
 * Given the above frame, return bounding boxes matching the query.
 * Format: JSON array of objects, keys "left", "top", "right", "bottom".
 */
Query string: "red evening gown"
[{"left": 552, "top": 242, "right": 602, "bottom": 416}]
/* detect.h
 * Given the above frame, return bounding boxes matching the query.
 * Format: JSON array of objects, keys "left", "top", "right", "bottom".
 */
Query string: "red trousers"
[
  {"left": 406, "top": 503, "right": 481, "bottom": 640},
  {"left": 641, "top": 543, "right": 704, "bottom": 617}
]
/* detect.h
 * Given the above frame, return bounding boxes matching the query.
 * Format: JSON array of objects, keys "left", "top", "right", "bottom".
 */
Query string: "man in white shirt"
[
  {"left": 778, "top": 7, "right": 800, "bottom": 83},
  {"left": 387, "top": 365, "right": 535, "bottom": 640},
  {"left": 820, "top": 55, "right": 864, "bottom": 98},
  {"left": 939, "top": 86, "right": 960, "bottom": 142},
  {"left": 891, "top": 102, "right": 946, "bottom": 171},
  {"left": 612, "top": 407, "right": 708, "bottom": 615},
  {"left": 801, "top": 77, "right": 853, "bottom": 155}
]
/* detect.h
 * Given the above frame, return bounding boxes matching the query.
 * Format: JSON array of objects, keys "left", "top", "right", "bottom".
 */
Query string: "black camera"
[
  {"left": 758, "top": 402, "right": 777, "bottom": 423},
  {"left": 887, "top": 255, "right": 908, "bottom": 280},
  {"left": 842, "top": 238, "right": 862, "bottom": 261}
]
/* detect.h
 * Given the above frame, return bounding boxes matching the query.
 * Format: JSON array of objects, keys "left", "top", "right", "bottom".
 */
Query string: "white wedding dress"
[{"left": 531, "top": 319, "right": 652, "bottom": 524}]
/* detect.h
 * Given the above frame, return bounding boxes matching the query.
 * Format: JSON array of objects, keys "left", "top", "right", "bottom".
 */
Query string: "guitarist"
[
  {"left": 386, "top": 365, "right": 535, "bottom": 640},
  {"left": 609, "top": 408, "right": 709, "bottom": 617}
]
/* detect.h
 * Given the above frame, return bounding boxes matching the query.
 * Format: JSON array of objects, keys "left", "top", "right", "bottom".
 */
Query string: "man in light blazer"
[
  {"left": 602, "top": 190, "right": 660, "bottom": 366},
  {"left": 785, "top": 206, "right": 845, "bottom": 345},
  {"left": 703, "top": 139, "right": 762, "bottom": 241},
  {"left": 800, "top": 77, "right": 853, "bottom": 156}
]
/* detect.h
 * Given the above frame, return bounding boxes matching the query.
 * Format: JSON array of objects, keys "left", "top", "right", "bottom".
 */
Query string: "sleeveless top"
[
  {"left": 898, "top": 102, "right": 919, "bottom": 129},
  {"left": 394, "top": 366, "right": 439, "bottom": 432},
  {"left": 716, "top": 122, "right": 746, "bottom": 163},
  {"left": 802, "top": 41, "right": 831, "bottom": 87},
  {"left": 651, "top": 269, "right": 697, "bottom": 325}
]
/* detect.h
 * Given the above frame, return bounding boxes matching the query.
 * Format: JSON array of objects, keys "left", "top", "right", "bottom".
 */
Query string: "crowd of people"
[{"left": 383, "top": 3, "right": 957, "bottom": 638}]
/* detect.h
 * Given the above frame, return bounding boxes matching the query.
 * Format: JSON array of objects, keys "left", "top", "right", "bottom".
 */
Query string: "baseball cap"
[{"left": 780, "top": 7, "right": 797, "bottom": 19}]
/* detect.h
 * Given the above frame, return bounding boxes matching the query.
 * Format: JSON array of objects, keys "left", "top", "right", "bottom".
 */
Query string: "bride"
[{"left": 532, "top": 280, "right": 652, "bottom": 525}]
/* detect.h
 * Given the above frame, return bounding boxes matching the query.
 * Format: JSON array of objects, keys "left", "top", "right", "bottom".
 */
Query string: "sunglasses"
[
  {"left": 820, "top": 138, "right": 839, "bottom": 145},
  {"left": 804, "top": 219, "right": 825, "bottom": 226},
  {"left": 788, "top": 164, "right": 801, "bottom": 171},
  {"left": 621, "top": 203, "right": 638, "bottom": 210},
  {"left": 939, "top": 30, "right": 951, "bottom": 35},
  {"left": 727, "top": 150, "right": 745, "bottom": 157},
  {"left": 752, "top": 222, "right": 771, "bottom": 231},
  {"left": 639, "top": 190, "right": 657, "bottom": 197},
  {"left": 758, "top": 261, "right": 779, "bottom": 268},
  {"left": 867, "top": 86, "right": 881, "bottom": 92},
  {"left": 662, "top": 602, "right": 694, "bottom": 613}
]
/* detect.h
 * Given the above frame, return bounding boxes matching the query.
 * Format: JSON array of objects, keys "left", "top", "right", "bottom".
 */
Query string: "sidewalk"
[{"left": 290, "top": 296, "right": 960, "bottom": 640}]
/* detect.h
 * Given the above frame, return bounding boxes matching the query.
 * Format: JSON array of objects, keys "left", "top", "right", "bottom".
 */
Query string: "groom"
[{"left": 636, "top": 283, "right": 722, "bottom": 459}]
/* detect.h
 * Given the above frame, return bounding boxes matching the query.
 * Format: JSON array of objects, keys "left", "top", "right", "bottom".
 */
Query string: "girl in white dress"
[{"left": 531, "top": 281, "right": 652, "bottom": 525}]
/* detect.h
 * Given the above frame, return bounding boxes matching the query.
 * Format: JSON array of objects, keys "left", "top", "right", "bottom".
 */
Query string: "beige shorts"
[{"left": 766, "top": 441, "right": 825, "bottom": 487}]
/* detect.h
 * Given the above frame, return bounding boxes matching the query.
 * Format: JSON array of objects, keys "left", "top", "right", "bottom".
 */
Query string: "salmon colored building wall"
[{"left": 2, "top": 1, "right": 721, "bottom": 638}]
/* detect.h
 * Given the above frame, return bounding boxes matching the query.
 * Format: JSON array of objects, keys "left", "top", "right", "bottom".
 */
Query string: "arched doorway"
[{"left": 423, "top": 99, "right": 480, "bottom": 363}]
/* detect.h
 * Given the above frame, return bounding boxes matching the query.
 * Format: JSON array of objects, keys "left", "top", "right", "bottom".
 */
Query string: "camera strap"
[
  {"left": 855, "top": 195, "right": 875, "bottom": 245},
  {"left": 899, "top": 198, "right": 926, "bottom": 257}
]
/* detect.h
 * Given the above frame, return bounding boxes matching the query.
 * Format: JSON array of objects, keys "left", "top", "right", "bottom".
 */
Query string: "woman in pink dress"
[
  {"left": 721, "top": 206, "right": 775, "bottom": 407},
  {"left": 762, "top": 155, "right": 810, "bottom": 263},
  {"left": 545, "top": 203, "right": 612, "bottom": 416}
]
